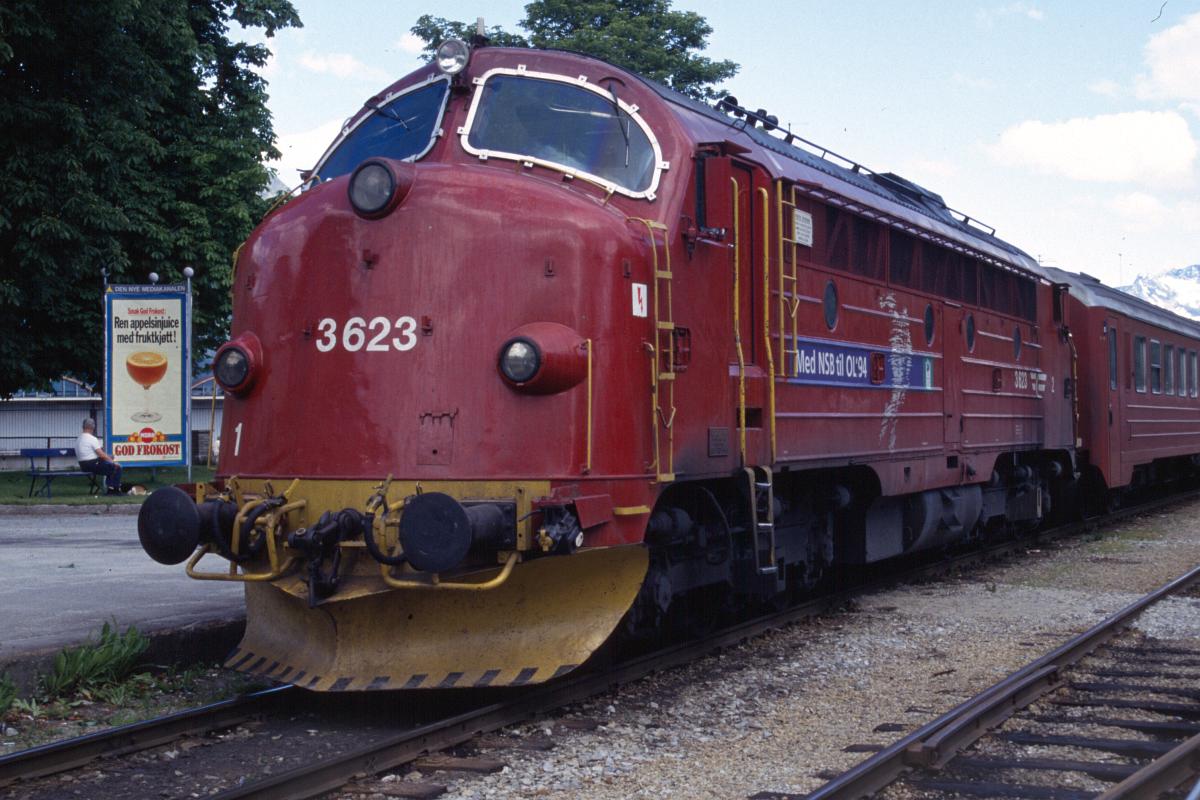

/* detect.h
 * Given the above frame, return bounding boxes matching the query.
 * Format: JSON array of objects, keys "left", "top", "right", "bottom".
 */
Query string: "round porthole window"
[
  {"left": 1013, "top": 326, "right": 1022, "bottom": 360},
  {"left": 823, "top": 281, "right": 838, "bottom": 330},
  {"left": 923, "top": 304, "right": 935, "bottom": 347},
  {"left": 966, "top": 314, "right": 976, "bottom": 352}
]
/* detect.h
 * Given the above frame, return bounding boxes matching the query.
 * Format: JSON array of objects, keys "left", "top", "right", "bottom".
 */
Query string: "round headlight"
[
  {"left": 499, "top": 339, "right": 540, "bottom": 383},
  {"left": 348, "top": 160, "right": 395, "bottom": 217},
  {"left": 215, "top": 347, "right": 249, "bottom": 389},
  {"left": 435, "top": 39, "right": 470, "bottom": 75}
]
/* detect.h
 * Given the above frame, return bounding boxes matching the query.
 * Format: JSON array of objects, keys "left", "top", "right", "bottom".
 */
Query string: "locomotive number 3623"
[{"left": 315, "top": 316, "right": 418, "bottom": 353}]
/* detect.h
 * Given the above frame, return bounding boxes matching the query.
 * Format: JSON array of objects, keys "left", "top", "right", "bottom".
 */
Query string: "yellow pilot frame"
[{"left": 190, "top": 477, "right": 649, "bottom": 691}]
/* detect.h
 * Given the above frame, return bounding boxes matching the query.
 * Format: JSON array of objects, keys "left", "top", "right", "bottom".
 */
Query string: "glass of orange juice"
[{"left": 127, "top": 351, "right": 167, "bottom": 422}]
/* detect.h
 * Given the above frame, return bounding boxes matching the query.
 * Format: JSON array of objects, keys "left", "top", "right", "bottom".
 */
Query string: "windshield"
[
  {"left": 466, "top": 74, "right": 659, "bottom": 195},
  {"left": 313, "top": 79, "right": 449, "bottom": 181}
]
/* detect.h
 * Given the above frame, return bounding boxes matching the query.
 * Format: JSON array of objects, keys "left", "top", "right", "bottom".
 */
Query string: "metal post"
[{"left": 184, "top": 267, "right": 195, "bottom": 482}]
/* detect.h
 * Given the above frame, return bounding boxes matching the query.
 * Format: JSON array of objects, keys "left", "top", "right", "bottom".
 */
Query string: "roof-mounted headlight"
[{"left": 435, "top": 39, "right": 470, "bottom": 75}]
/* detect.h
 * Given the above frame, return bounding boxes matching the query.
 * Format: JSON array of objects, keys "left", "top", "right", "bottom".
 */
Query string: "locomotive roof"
[
  {"left": 632, "top": 74, "right": 1044, "bottom": 276},
  {"left": 461, "top": 47, "right": 1046, "bottom": 280},
  {"left": 1042, "top": 266, "right": 1200, "bottom": 340}
]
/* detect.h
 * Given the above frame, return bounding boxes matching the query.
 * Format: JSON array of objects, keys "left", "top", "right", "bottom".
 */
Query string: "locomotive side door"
[
  {"left": 730, "top": 160, "right": 769, "bottom": 465},
  {"left": 942, "top": 302, "right": 963, "bottom": 449}
]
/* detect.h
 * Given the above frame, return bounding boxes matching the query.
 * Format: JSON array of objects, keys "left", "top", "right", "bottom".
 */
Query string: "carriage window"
[
  {"left": 313, "top": 79, "right": 449, "bottom": 181},
  {"left": 1134, "top": 336, "right": 1146, "bottom": 392},
  {"left": 888, "top": 229, "right": 915, "bottom": 287},
  {"left": 1165, "top": 344, "right": 1175, "bottom": 394},
  {"left": 1107, "top": 327, "right": 1118, "bottom": 390},
  {"left": 961, "top": 259, "right": 978, "bottom": 305},
  {"left": 1191, "top": 351, "right": 1198, "bottom": 397},
  {"left": 465, "top": 73, "right": 659, "bottom": 195},
  {"left": 851, "top": 216, "right": 884, "bottom": 280},
  {"left": 1179, "top": 349, "right": 1187, "bottom": 396},
  {"left": 920, "top": 242, "right": 946, "bottom": 297},
  {"left": 1150, "top": 340, "right": 1162, "bottom": 394},
  {"left": 1016, "top": 276, "right": 1037, "bottom": 322},
  {"left": 826, "top": 207, "right": 851, "bottom": 271}
]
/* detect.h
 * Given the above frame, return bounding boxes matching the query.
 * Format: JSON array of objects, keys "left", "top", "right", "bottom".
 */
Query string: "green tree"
[
  {"left": 411, "top": 0, "right": 737, "bottom": 100},
  {"left": 0, "top": 0, "right": 300, "bottom": 397}
]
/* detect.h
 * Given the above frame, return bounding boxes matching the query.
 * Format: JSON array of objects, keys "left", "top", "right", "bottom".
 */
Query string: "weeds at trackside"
[
  {"left": 1, "top": 621, "right": 267, "bottom": 752},
  {"left": 39, "top": 622, "right": 150, "bottom": 698}
]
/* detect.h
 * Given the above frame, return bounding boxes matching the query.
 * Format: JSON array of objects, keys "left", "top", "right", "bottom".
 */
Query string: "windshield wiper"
[
  {"left": 363, "top": 99, "right": 410, "bottom": 130},
  {"left": 607, "top": 85, "right": 631, "bottom": 168}
]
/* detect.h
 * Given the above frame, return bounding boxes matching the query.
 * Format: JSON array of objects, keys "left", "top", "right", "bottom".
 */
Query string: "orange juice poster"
[{"left": 105, "top": 284, "right": 189, "bottom": 466}]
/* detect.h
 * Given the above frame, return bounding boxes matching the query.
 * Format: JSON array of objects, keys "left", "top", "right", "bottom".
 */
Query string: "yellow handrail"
[
  {"left": 381, "top": 551, "right": 519, "bottom": 591},
  {"left": 759, "top": 186, "right": 777, "bottom": 465},
  {"left": 585, "top": 337, "right": 593, "bottom": 474},
  {"left": 629, "top": 217, "right": 676, "bottom": 481},
  {"left": 732, "top": 176, "right": 747, "bottom": 466}
]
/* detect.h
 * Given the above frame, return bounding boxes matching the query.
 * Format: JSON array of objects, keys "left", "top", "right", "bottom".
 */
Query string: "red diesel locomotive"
[{"left": 136, "top": 40, "right": 1189, "bottom": 691}]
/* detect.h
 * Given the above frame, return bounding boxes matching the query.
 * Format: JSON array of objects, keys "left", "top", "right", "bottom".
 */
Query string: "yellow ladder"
[
  {"left": 744, "top": 465, "right": 777, "bottom": 575},
  {"left": 775, "top": 180, "right": 804, "bottom": 378},
  {"left": 631, "top": 218, "right": 676, "bottom": 482}
]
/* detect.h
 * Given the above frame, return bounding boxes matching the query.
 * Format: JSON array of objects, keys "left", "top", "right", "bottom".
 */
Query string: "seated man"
[{"left": 76, "top": 418, "right": 123, "bottom": 495}]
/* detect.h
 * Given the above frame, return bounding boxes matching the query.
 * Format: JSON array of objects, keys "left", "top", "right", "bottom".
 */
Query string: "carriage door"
[
  {"left": 730, "top": 161, "right": 768, "bottom": 464},
  {"left": 1105, "top": 321, "right": 1120, "bottom": 478},
  {"left": 942, "top": 303, "right": 963, "bottom": 449}
]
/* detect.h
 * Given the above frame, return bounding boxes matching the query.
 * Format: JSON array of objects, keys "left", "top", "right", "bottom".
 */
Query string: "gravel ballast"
[{"left": 351, "top": 501, "right": 1200, "bottom": 800}]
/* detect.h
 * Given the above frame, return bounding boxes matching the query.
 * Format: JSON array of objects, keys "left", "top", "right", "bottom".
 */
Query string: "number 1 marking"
[{"left": 233, "top": 422, "right": 243, "bottom": 457}]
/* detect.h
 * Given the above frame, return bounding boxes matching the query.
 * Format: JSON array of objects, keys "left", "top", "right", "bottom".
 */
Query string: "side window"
[
  {"left": 825, "top": 206, "right": 850, "bottom": 271},
  {"left": 888, "top": 229, "right": 916, "bottom": 287},
  {"left": 1150, "top": 340, "right": 1162, "bottom": 394},
  {"left": 1107, "top": 327, "right": 1118, "bottom": 391},
  {"left": 1192, "top": 351, "right": 1198, "bottom": 398},
  {"left": 1165, "top": 344, "right": 1175, "bottom": 394},
  {"left": 1134, "top": 336, "right": 1146, "bottom": 393},
  {"left": 1180, "top": 349, "right": 1188, "bottom": 396}
]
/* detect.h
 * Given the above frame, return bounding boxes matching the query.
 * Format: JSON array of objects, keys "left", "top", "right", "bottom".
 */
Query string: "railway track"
[
  {"left": 3, "top": 491, "right": 1197, "bottom": 799},
  {"left": 766, "top": 562, "right": 1200, "bottom": 800}
]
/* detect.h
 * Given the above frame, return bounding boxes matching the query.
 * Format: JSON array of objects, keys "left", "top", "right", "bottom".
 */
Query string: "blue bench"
[{"left": 21, "top": 448, "right": 102, "bottom": 498}]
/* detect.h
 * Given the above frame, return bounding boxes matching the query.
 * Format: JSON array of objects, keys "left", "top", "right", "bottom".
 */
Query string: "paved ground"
[{"left": 0, "top": 508, "right": 244, "bottom": 663}]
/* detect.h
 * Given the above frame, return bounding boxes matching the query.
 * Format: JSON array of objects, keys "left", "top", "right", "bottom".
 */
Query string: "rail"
[
  {"left": 0, "top": 686, "right": 293, "bottom": 788},
  {"left": 6, "top": 489, "right": 1199, "bottom": 798},
  {"left": 796, "top": 561, "right": 1200, "bottom": 800}
]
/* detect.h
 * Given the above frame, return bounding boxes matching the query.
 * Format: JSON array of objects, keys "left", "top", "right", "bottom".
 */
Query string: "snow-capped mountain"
[{"left": 1118, "top": 264, "right": 1200, "bottom": 321}]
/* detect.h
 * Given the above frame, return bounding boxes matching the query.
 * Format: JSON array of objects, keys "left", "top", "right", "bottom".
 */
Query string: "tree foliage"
[
  {"left": 412, "top": 0, "right": 738, "bottom": 100},
  {"left": 0, "top": 0, "right": 300, "bottom": 397}
]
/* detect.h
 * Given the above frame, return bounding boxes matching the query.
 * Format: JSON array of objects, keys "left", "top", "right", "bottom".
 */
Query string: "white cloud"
[
  {"left": 1136, "top": 12, "right": 1200, "bottom": 102},
  {"left": 298, "top": 51, "right": 390, "bottom": 84},
  {"left": 269, "top": 117, "right": 348, "bottom": 182},
  {"left": 1087, "top": 79, "right": 1122, "bottom": 98},
  {"left": 1107, "top": 191, "right": 1200, "bottom": 234},
  {"left": 395, "top": 33, "right": 426, "bottom": 55},
  {"left": 989, "top": 110, "right": 1197, "bottom": 189}
]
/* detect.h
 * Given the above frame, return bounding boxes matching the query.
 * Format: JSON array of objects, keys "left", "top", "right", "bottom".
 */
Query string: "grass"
[
  {"left": 40, "top": 623, "right": 150, "bottom": 698},
  {"left": 1, "top": 622, "right": 269, "bottom": 752},
  {"left": 0, "top": 465, "right": 215, "bottom": 505}
]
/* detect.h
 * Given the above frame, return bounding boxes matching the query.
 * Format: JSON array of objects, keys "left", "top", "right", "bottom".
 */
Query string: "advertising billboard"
[{"left": 105, "top": 284, "right": 189, "bottom": 467}]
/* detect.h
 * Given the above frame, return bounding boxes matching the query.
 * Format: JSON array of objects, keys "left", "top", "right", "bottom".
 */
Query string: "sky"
[{"left": 247, "top": 1, "right": 1200, "bottom": 287}]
